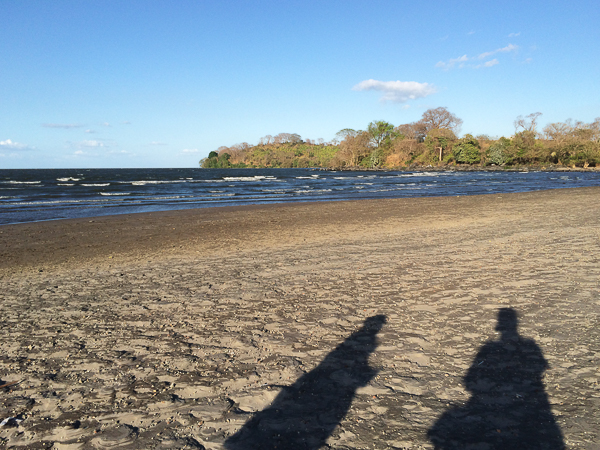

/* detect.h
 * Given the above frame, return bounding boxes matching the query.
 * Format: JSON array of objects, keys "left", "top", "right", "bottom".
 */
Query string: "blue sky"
[{"left": 1, "top": 0, "right": 598, "bottom": 168}]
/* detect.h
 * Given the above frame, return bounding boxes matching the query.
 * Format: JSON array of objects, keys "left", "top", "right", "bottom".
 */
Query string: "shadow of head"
[
  {"left": 495, "top": 307, "right": 518, "bottom": 333},
  {"left": 363, "top": 314, "right": 387, "bottom": 331},
  {"left": 224, "top": 313, "right": 388, "bottom": 450}
]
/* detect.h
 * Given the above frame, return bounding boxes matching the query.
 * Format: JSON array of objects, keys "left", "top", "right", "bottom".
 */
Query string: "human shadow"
[
  {"left": 224, "top": 314, "right": 387, "bottom": 450},
  {"left": 428, "top": 308, "right": 565, "bottom": 449}
]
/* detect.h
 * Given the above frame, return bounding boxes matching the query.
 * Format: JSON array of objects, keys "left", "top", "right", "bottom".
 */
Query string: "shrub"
[
  {"left": 453, "top": 134, "right": 481, "bottom": 164},
  {"left": 487, "top": 137, "right": 511, "bottom": 165}
]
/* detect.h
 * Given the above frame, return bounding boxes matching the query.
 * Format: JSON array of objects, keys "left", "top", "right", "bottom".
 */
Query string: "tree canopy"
[
  {"left": 367, "top": 121, "right": 396, "bottom": 148},
  {"left": 200, "top": 111, "right": 600, "bottom": 169}
]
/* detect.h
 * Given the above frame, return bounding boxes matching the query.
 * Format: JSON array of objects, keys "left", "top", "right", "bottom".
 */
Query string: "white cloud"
[
  {"left": 508, "top": 32, "right": 521, "bottom": 37},
  {"left": 352, "top": 79, "right": 437, "bottom": 103},
  {"left": 77, "top": 140, "right": 107, "bottom": 148},
  {"left": 435, "top": 55, "right": 468, "bottom": 70},
  {"left": 102, "top": 122, "right": 111, "bottom": 127},
  {"left": 477, "top": 51, "right": 494, "bottom": 60},
  {"left": 85, "top": 129, "right": 96, "bottom": 134},
  {"left": 437, "top": 44, "right": 517, "bottom": 70},
  {"left": 0, "top": 139, "right": 32, "bottom": 150},
  {"left": 181, "top": 148, "right": 200, "bottom": 154},
  {"left": 478, "top": 44, "right": 518, "bottom": 59},
  {"left": 81, "top": 140, "right": 104, "bottom": 147},
  {"left": 42, "top": 123, "right": 83, "bottom": 129},
  {"left": 474, "top": 59, "right": 500, "bottom": 69}
]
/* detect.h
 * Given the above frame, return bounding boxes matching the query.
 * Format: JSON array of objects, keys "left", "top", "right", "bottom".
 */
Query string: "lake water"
[{"left": 1, "top": 168, "right": 599, "bottom": 225}]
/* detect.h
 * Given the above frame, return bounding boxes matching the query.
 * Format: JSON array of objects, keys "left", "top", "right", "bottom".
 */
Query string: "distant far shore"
[{"left": 297, "top": 164, "right": 600, "bottom": 172}]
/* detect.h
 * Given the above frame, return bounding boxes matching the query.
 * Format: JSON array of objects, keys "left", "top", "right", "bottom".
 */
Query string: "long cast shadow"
[
  {"left": 428, "top": 308, "right": 565, "bottom": 449},
  {"left": 224, "top": 314, "right": 387, "bottom": 450}
]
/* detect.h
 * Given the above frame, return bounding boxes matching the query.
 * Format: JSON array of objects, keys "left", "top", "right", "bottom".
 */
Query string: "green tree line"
[{"left": 200, "top": 109, "right": 600, "bottom": 169}]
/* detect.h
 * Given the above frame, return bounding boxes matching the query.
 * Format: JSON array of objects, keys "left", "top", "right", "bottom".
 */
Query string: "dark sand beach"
[{"left": 1, "top": 188, "right": 599, "bottom": 449}]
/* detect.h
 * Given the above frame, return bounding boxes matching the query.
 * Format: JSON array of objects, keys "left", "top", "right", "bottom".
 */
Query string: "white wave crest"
[
  {"left": 399, "top": 172, "right": 440, "bottom": 177},
  {"left": 131, "top": 180, "right": 182, "bottom": 185},
  {"left": 2, "top": 180, "right": 42, "bottom": 184},
  {"left": 223, "top": 176, "right": 277, "bottom": 182}
]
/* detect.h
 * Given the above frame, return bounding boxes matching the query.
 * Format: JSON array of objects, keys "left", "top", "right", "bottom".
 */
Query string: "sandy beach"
[{"left": 1, "top": 187, "right": 599, "bottom": 449}]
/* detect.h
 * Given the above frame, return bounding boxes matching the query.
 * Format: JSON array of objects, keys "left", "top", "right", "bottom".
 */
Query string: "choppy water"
[{"left": 1, "top": 168, "right": 599, "bottom": 225}]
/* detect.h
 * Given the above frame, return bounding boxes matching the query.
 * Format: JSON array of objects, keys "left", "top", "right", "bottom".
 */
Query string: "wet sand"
[{"left": 1, "top": 188, "right": 599, "bottom": 449}]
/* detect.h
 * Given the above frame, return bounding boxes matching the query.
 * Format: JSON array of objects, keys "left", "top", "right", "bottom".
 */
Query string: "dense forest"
[{"left": 200, "top": 108, "right": 600, "bottom": 170}]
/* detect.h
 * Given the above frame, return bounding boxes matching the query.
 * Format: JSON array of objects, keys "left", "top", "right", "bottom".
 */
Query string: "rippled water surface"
[{"left": 1, "top": 168, "right": 599, "bottom": 224}]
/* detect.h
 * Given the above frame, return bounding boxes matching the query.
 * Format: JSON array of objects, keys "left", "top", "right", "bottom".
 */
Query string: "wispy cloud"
[
  {"left": 77, "top": 140, "right": 107, "bottom": 148},
  {"left": 475, "top": 59, "right": 499, "bottom": 69},
  {"left": 352, "top": 79, "right": 437, "bottom": 103},
  {"left": 85, "top": 129, "right": 96, "bottom": 134},
  {"left": 73, "top": 145, "right": 127, "bottom": 157},
  {"left": 477, "top": 44, "right": 518, "bottom": 60},
  {"left": 149, "top": 141, "right": 167, "bottom": 146},
  {"left": 108, "top": 149, "right": 130, "bottom": 155},
  {"left": 435, "top": 55, "right": 468, "bottom": 70},
  {"left": 76, "top": 140, "right": 110, "bottom": 149},
  {"left": 43, "top": 123, "right": 83, "bottom": 129},
  {"left": 436, "top": 44, "right": 518, "bottom": 70},
  {"left": 508, "top": 32, "right": 521, "bottom": 37},
  {"left": 102, "top": 122, "right": 111, "bottom": 127},
  {"left": 467, "top": 30, "right": 476, "bottom": 35},
  {"left": 122, "top": 121, "right": 131, "bottom": 125},
  {"left": 0, "top": 139, "right": 34, "bottom": 150},
  {"left": 181, "top": 148, "right": 200, "bottom": 154}
]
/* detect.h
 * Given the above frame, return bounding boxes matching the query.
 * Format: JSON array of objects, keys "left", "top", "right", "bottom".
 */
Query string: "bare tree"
[
  {"left": 543, "top": 120, "right": 572, "bottom": 144},
  {"left": 274, "top": 133, "right": 293, "bottom": 144},
  {"left": 395, "top": 123, "right": 419, "bottom": 140},
  {"left": 289, "top": 133, "right": 302, "bottom": 144},
  {"left": 335, "top": 128, "right": 359, "bottom": 142},
  {"left": 514, "top": 112, "right": 542, "bottom": 134},
  {"left": 338, "top": 132, "right": 372, "bottom": 166},
  {"left": 418, "top": 107, "right": 463, "bottom": 135}
]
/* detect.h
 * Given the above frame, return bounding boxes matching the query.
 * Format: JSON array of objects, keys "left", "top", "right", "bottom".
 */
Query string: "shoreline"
[
  {"left": 1, "top": 187, "right": 599, "bottom": 448},
  {"left": 1, "top": 186, "right": 597, "bottom": 274},
  {"left": 326, "top": 164, "right": 600, "bottom": 172},
  {"left": 2, "top": 168, "right": 598, "bottom": 228},
  {"left": 4, "top": 164, "right": 598, "bottom": 172}
]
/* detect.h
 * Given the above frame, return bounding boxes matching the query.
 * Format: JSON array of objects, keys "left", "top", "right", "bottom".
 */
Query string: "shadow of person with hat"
[{"left": 428, "top": 307, "right": 564, "bottom": 449}]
